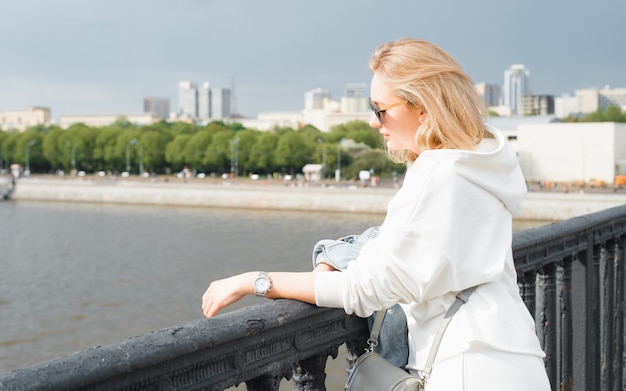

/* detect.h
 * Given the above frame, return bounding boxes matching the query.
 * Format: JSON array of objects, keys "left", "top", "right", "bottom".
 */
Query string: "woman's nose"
[{"left": 369, "top": 113, "right": 381, "bottom": 128}]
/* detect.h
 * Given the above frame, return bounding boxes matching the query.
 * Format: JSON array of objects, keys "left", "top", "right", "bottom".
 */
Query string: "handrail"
[
  {"left": 1, "top": 204, "right": 625, "bottom": 390},
  {"left": 0, "top": 299, "right": 369, "bottom": 391}
]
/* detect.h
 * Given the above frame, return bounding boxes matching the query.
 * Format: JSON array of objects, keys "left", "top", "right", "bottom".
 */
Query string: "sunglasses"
[{"left": 368, "top": 98, "right": 408, "bottom": 125}]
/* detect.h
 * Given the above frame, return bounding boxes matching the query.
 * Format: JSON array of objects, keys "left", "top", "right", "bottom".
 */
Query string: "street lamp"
[
  {"left": 335, "top": 147, "right": 341, "bottom": 182},
  {"left": 126, "top": 138, "right": 144, "bottom": 175},
  {"left": 229, "top": 138, "right": 240, "bottom": 177},
  {"left": 65, "top": 140, "right": 76, "bottom": 173},
  {"left": 25, "top": 139, "right": 37, "bottom": 175},
  {"left": 317, "top": 138, "right": 326, "bottom": 180},
  {"left": 126, "top": 138, "right": 137, "bottom": 174}
]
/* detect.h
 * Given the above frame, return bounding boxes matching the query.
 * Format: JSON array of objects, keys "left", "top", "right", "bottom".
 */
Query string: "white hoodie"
[{"left": 315, "top": 125, "right": 545, "bottom": 371}]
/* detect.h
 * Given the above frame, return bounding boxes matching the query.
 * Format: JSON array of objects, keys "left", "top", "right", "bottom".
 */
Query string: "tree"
[
  {"left": 184, "top": 130, "right": 213, "bottom": 172},
  {"left": 274, "top": 131, "right": 313, "bottom": 174},
  {"left": 341, "top": 149, "right": 405, "bottom": 179},
  {"left": 203, "top": 131, "right": 234, "bottom": 173},
  {"left": 248, "top": 132, "right": 279, "bottom": 174},
  {"left": 165, "top": 134, "right": 192, "bottom": 172},
  {"left": 42, "top": 127, "right": 65, "bottom": 170},
  {"left": 138, "top": 129, "right": 172, "bottom": 173},
  {"left": 232, "top": 129, "right": 259, "bottom": 174},
  {"left": 94, "top": 126, "right": 123, "bottom": 172}
]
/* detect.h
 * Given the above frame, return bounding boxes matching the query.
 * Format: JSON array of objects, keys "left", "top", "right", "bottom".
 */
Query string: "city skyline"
[{"left": 1, "top": 0, "right": 624, "bottom": 120}]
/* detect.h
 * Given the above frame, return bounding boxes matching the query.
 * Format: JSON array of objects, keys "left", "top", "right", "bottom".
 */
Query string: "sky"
[{"left": 1, "top": 0, "right": 624, "bottom": 121}]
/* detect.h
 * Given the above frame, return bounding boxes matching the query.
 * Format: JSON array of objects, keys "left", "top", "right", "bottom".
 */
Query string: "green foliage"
[
  {"left": 248, "top": 132, "right": 279, "bottom": 173},
  {"left": 165, "top": 134, "right": 192, "bottom": 171},
  {"left": 571, "top": 104, "right": 626, "bottom": 123},
  {"left": 1, "top": 119, "right": 407, "bottom": 178},
  {"left": 341, "top": 149, "right": 406, "bottom": 180},
  {"left": 203, "top": 131, "right": 234, "bottom": 173},
  {"left": 274, "top": 131, "right": 313, "bottom": 174}
]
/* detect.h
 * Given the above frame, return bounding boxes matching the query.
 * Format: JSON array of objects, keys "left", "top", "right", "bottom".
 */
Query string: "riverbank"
[{"left": 9, "top": 175, "right": 626, "bottom": 221}]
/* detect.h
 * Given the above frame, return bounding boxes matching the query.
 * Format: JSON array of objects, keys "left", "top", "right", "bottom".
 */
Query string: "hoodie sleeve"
[{"left": 315, "top": 153, "right": 517, "bottom": 318}]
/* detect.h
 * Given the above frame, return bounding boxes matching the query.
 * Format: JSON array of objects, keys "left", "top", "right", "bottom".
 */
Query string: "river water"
[{"left": 0, "top": 200, "right": 549, "bottom": 388}]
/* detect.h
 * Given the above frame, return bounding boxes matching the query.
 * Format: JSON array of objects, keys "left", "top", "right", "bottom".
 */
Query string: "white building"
[
  {"left": 143, "top": 97, "right": 170, "bottom": 120},
  {"left": 554, "top": 87, "right": 626, "bottom": 119},
  {"left": 515, "top": 122, "right": 626, "bottom": 184},
  {"left": 210, "top": 87, "right": 231, "bottom": 120},
  {"left": 198, "top": 83, "right": 211, "bottom": 120},
  {"left": 0, "top": 107, "right": 51, "bottom": 131},
  {"left": 305, "top": 88, "right": 331, "bottom": 110},
  {"left": 178, "top": 81, "right": 198, "bottom": 119},
  {"left": 59, "top": 113, "right": 158, "bottom": 128},
  {"left": 340, "top": 83, "right": 368, "bottom": 113},
  {"left": 503, "top": 64, "right": 531, "bottom": 116}
]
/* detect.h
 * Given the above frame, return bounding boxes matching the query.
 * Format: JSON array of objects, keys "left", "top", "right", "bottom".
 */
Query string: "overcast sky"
[{"left": 1, "top": 0, "right": 624, "bottom": 120}]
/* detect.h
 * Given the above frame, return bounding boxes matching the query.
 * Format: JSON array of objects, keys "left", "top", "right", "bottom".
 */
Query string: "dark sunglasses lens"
[{"left": 368, "top": 99, "right": 382, "bottom": 124}]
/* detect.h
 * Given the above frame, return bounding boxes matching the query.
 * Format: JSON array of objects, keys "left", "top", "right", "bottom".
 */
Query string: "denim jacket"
[{"left": 312, "top": 226, "right": 409, "bottom": 368}]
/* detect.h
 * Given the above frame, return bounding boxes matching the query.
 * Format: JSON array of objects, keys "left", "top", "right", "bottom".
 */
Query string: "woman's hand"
[{"left": 202, "top": 272, "right": 254, "bottom": 318}]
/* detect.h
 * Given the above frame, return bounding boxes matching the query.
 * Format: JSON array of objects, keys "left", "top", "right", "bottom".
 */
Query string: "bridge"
[{"left": 1, "top": 205, "right": 624, "bottom": 391}]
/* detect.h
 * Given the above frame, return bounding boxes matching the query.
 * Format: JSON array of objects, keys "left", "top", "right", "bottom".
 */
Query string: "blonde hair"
[{"left": 369, "top": 38, "right": 487, "bottom": 162}]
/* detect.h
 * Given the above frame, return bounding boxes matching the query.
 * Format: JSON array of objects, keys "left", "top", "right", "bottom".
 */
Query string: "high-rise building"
[
  {"left": 178, "top": 81, "right": 198, "bottom": 119},
  {"left": 210, "top": 87, "right": 231, "bottom": 120},
  {"left": 503, "top": 64, "right": 531, "bottom": 116},
  {"left": 304, "top": 88, "right": 331, "bottom": 110},
  {"left": 198, "top": 83, "right": 211, "bottom": 120},
  {"left": 143, "top": 97, "right": 170, "bottom": 120},
  {"left": 474, "top": 82, "right": 501, "bottom": 108},
  {"left": 341, "top": 83, "right": 368, "bottom": 112}
]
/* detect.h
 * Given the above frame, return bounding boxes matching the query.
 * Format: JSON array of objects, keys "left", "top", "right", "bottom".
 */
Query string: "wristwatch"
[{"left": 253, "top": 271, "right": 272, "bottom": 297}]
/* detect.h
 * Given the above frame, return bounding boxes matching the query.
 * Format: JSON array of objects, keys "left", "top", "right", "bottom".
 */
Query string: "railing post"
[
  {"left": 245, "top": 375, "right": 281, "bottom": 391},
  {"left": 537, "top": 263, "right": 557, "bottom": 388},
  {"left": 611, "top": 237, "right": 624, "bottom": 391},
  {"left": 559, "top": 258, "right": 574, "bottom": 391},
  {"left": 519, "top": 270, "right": 536, "bottom": 316},
  {"left": 292, "top": 353, "right": 332, "bottom": 391},
  {"left": 600, "top": 243, "right": 615, "bottom": 390},
  {"left": 585, "top": 235, "right": 601, "bottom": 391}
]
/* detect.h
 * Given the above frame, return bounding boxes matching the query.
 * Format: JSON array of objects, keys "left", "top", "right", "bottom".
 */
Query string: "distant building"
[
  {"left": 0, "top": 106, "right": 51, "bottom": 131},
  {"left": 522, "top": 95, "right": 555, "bottom": 116},
  {"left": 59, "top": 113, "right": 158, "bottom": 128},
  {"left": 516, "top": 122, "right": 626, "bottom": 184},
  {"left": 340, "top": 83, "right": 368, "bottom": 113},
  {"left": 475, "top": 82, "right": 501, "bottom": 108},
  {"left": 503, "top": 64, "right": 531, "bottom": 116},
  {"left": 304, "top": 88, "right": 331, "bottom": 110},
  {"left": 210, "top": 87, "right": 231, "bottom": 120},
  {"left": 143, "top": 97, "right": 170, "bottom": 120},
  {"left": 177, "top": 81, "right": 231, "bottom": 122},
  {"left": 198, "top": 82, "right": 211, "bottom": 120},
  {"left": 554, "top": 87, "right": 626, "bottom": 118},
  {"left": 178, "top": 81, "right": 198, "bottom": 119}
]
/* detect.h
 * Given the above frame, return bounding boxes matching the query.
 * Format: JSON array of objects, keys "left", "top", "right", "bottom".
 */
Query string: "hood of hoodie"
[{"left": 420, "top": 124, "right": 527, "bottom": 216}]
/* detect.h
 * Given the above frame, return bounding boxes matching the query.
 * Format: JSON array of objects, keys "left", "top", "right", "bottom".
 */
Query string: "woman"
[{"left": 202, "top": 38, "right": 551, "bottom": 390}]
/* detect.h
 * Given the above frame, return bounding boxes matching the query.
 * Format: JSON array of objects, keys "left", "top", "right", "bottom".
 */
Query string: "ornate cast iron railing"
[
  {"left": 1, "top": 205, "right": 625, "bottom": 390},
  {"left": 514, "top": 204, "right": 625, "bottom": 391}
]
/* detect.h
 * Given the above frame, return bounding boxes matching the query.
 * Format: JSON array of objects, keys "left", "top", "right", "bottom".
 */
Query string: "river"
[{"left": 0, "top": 200, "right": 550, "bottom": 388}]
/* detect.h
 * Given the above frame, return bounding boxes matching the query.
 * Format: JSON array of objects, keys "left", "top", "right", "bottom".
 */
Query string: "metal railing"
[
  {"left": 1, "top": 205, "right": 625, "bottom": 391},
  {"left": 514, "top": 204, "right": 625, "bottom": 391}
]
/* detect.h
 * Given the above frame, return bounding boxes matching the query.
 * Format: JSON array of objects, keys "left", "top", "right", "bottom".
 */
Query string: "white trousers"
[{"left": 412, "top": 348, "right": 551, "bottom": 391}]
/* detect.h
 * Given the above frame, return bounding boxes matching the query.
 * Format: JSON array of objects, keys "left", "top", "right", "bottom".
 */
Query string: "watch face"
[{"left": 255, "top": 278, "right": 270, "bottom": 292}]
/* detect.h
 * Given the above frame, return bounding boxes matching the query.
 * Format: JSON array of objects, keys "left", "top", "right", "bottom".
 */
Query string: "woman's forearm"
[
  {"left": 202, "top": 270, "right": 321, "bottom": 317},
  {"left": 265, "top": 271, "right": 316, "bottom": 304}
]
